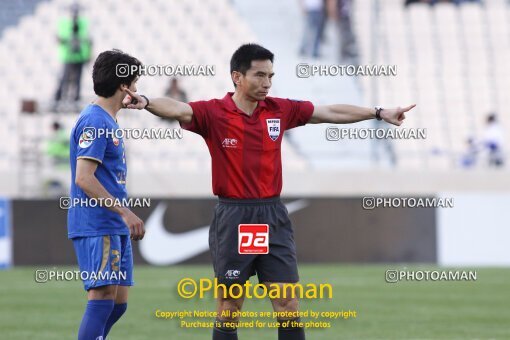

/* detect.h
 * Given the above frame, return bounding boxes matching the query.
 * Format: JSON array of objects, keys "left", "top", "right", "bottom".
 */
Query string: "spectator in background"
[
  {"left": 46, "top": 121, "right": 70, "bottom": 167},
  {"left": 460, "top": 137, "right": 479, "bottom": 168},
  {"left": 328, "top": 0, "right": 359, "bottom": 63},
  {"left": 299, "top": 0, "right": 326, "bottom": 58},
  {"left": 53, "top": 5, "right": 92, "bottom": 111},
  {"left": 44, "top": 121, "right": 70, "bottom": 197},
  {"left": 165, "top": 78, "right": 188, "bottom": 102},
  {"left": 483, "top": 113, "right": 504, "bottom": 167},
  {"left": 162, "top": 78, "right": 188, "bottom": 123}
]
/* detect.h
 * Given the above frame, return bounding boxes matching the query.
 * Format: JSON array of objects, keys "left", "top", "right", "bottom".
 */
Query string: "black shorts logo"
[
  {"left": 238, "top": 224, "right": 269, "bottom": 254},
  {"left": 225, "top": 269, "right": 241, "bottom": 279}
]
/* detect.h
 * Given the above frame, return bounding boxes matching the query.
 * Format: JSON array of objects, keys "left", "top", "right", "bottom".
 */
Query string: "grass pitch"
[{"left": 0, "top": 265, "right": 508, "bottom": 339}]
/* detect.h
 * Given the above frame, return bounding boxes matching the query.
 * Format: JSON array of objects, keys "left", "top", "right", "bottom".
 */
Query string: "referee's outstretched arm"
[
  {"left": 309, "top": 103, "right": 416, "bottom": 126},
  {"left": 122, "top": 87, "right": 416, "bottom": 127},
  {"left": 122, "top": 88, "right": 193, "bottom": 123}
]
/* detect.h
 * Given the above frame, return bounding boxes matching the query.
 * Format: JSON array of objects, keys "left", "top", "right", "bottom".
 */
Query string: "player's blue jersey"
[{"left": 67, "top": 104, "right": 129, "bottom": 239}]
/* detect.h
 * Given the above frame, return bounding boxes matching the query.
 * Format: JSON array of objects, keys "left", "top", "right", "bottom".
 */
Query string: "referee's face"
[{"left": 239, "top": 60, "right": 274, "bottom": 101}]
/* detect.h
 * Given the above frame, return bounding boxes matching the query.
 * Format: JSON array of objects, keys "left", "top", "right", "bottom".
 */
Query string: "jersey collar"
[
  {"left": 222, "top": 92, "right": 267, "bottom": 116},
  {"left": 92, "top": 103, "right": 119, "bottom": 125}
]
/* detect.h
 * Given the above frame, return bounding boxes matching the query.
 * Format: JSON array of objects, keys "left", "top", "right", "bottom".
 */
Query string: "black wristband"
[
  {"left": 140, "top": 95, "right": 150, "bottom": 109},
  {"left": 375, "top": 106, "right": 383, "bottom": 121}
]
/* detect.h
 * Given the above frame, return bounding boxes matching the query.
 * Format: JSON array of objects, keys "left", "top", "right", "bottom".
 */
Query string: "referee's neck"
[{"left": 232, "top": 91, "right": 258, "bottom": 116}]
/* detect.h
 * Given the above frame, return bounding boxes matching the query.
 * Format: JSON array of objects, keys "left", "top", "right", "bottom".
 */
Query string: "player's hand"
[
  {"left": 119, "top": 208, "right": 145, "bottom": 241},
  {"left": 122, "top": 88, "right": 147, "bottom": 110},
  {"left": 380, "top": 104, "right": 416, "bottom": 126}
]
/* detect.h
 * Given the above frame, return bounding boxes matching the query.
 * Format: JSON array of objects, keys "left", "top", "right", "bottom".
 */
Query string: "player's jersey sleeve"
[
  {"left": 75, "top": 116, "right": 108, "bottom": 164},
  {"left": 278, "top": 98, "right": 314, "bottom": 130},
  {"left": 180, "top": 100, "right": 210, "bottom": 138}
]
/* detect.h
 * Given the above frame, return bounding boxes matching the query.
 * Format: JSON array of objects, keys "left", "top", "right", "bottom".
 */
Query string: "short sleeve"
[
  {"left": 180, "top": 100, "right": 210, "bottom": 138},
  {"left": 75, "top": 117, "right": 108, "bottom": 164},
  {"left": 281, "top": 99, "right": 314, "bottom": 130}
]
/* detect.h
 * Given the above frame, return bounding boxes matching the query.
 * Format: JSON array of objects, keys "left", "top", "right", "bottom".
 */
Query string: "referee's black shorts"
[{"left": 209, "top": 196, "right": 299, "bottom": 287}]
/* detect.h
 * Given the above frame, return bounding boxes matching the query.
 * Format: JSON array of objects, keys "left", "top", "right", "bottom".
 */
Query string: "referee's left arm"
[{"left": 308, "top": 104, "right": 416, "bottom": 126}]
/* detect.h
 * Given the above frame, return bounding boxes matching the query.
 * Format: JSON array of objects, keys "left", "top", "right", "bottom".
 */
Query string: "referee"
[{"left": 124, "top": 43, "right": 415, "bottom": 340}]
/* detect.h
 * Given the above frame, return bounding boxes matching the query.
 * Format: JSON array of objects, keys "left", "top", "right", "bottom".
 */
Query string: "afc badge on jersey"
[
  {"left": 78, "top": 128, "right": 95, "bottom": 149},
  {"left": 266, "top": 118, "right": 280, "bottom": 141}
]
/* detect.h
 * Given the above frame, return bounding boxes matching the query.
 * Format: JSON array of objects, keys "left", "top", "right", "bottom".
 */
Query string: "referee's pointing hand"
[
  {"left": 380, "top": 104, "right": 416, "bottom": 126},
  {"left": 122, "top": 88, "right": 147, "bottom": 110}
]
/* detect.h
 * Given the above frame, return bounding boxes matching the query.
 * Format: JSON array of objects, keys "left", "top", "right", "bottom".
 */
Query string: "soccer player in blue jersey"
[{"left": 68, "top": 50, "right": 145, "bottom": 340}]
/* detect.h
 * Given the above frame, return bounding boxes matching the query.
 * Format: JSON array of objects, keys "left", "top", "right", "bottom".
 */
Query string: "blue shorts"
[{"left": 73, "top": 235, "right": 134, "bottom": 291}]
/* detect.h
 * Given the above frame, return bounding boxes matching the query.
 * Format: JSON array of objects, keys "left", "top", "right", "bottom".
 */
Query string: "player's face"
[
  {"left": 239, "top": 60, "right": 274, "bottom": 101},
  {"left": 129, "top": 76, "right": 139, "bottom": 92},
  {"left": 119, "top": 76, "right": 139, "bottom": 95}
]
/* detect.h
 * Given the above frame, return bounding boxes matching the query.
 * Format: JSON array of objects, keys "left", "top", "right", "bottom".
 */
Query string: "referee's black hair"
[
  {"left": 230, "top": 43, "right": 274, "bottom": 85},
  {"left": 93, "top": 49, "right": 142, "bottom": 98}
]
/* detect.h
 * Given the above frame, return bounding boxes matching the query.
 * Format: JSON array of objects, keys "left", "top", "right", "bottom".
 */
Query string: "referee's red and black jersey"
[{"left": 180, "top": 92, "right": 314, "bottom": 199}]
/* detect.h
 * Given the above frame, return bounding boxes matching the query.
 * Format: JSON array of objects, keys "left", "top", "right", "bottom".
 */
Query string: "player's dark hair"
[
  {"left": 230, "top": 43, "right": 274, "bottom": 86},
  {"left": 93, "top": 49, "right": 142, "bottom": 98}
]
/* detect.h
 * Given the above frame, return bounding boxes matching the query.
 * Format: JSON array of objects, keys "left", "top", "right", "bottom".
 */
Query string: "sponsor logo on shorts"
[{"left": 238, "top": 224, "right": 269, "bottom": 254}]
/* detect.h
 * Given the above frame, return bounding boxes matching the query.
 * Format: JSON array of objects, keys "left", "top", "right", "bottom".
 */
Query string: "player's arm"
[
  {"left": 75, "top": 158, "right": 145, "bottom": 240},
  {"left": 122, "top": 88, "right": 193, "bottom": 124},
  {"left": 308, "top": 104, "right": 416, "bottom": 126}
]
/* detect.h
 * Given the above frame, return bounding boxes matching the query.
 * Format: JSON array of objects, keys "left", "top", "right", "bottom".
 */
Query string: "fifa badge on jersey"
[
  {"left": 266, "top": 118, "right": 280, "bottom": 141},
  {"left": 78, "top": 128, "right": 95, "bottom": 148}
]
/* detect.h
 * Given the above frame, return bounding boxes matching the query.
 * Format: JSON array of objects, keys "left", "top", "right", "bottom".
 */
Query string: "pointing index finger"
[
  {"left": 124, "top": 88, "right": 138, "bottom": 98},
  {"left": 403, "top": 104, "right": 417, "bottom": 112}
]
